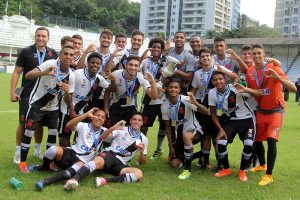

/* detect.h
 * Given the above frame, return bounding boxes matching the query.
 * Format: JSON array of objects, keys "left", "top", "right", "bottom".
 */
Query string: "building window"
[
  {"left": 173, "top": 5, "right": 176, "bottom": 8},
  {"left": 149, "top": 7, "right": 154, "bottom": 11},
  {"left": 284, "top": 27, "right": 289, "bottom": 33},
  {"left": 294, "top": 8, "right": 298, "bottom": 14},
  {"left": 292, "top": 25, "right": 297, "bottom": 32},
  {"left": 285, "top": 9, "right": 290, "bottom": 15},
  {"left": 294, "top": 0, "right": 299, "bottom": 4},
  {"left": 172, "top": 12, "right": 175, "bottom": 15},
  {"left": 292, "top": 17, "right": 298, "bottom": 23},
  {"left": 171, "top": 18, "right": 175, "bottom": 22},
  {"left": 285, "top": 18, "right": 289, "bottom": 24}
]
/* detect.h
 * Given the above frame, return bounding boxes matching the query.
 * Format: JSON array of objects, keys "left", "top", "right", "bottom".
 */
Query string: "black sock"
[
  {"left": 42, "top": 157, "right": 53, "bottom": 170},
  {"left": 106, "top": 174, "right": 126, "bottom": 183},
  {"left": 73, "top": 166, "right": 90, "bottom": 181},
  {"left": 44, "top": 167, "right": 76, "bottom": 186},
  {"left": 255, "top": 141, "right": 266, "bottom": 165},
  {"left": 266, "top": 138, "right": 277, "bottom": 175},
  {"left": 192, "top": 151, "right": 202, "bottom": 160},
  {"left": 203, "top": 149, "right": 210, "bottom": 165}
]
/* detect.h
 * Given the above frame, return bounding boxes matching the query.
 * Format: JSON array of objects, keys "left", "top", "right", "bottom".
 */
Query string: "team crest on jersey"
[
  {"left": 228, "top": 96, "right": 235, "bottom": 104},
  {"left": 224, "top": 64, "right": 230, "bottom": 69},
  {"left": 26, "top": 119, "right": 33, "bottom": 128},
  {"left": 179, "top": 107, "right": 184, "bottom": 114},
  {"left": 48, "top": 51, "right": 52, "bottom": 57},
  {"left": 33, "top": 53, "right": 38, "bottom": 58},
  {"left": 259, "top": 88, "right": 270, "bottom": 95}
]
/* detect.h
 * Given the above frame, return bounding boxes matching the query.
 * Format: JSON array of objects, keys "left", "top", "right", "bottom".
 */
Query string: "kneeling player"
[
  {"left": 64, "top": 112, "right": 148, "bottom": 190},
  {"left": 33, "top": 108, "right": 108, "bottom": 191},
  {"left": 162, "top": 79, "right": 208, "bottom": 180},
  {"left": 208, "top": 71, "right": 262, "bottom": 181}
]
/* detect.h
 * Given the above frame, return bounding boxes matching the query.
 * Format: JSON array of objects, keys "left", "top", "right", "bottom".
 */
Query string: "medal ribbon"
[
  {"left": 147, "top": 58, "right": 159, "bottom": 78},
  {"left": 123, "top": 71, "right": 137, "bottom": 98},
  {"left": 216, "top": 85, "right": 230, "bottom": 110},
  {"left": 168, "top": 96, "right": 181, "bottom": 120},
  {"left": 253, "top": 63, "right": 267, "bottom": 88},
  {"left": 36, "top": 45, "right": 46, "bottom": 65},
  {"left": 89, "top": 123, "right": 102, "bottom": 148},
  {"left": 97, "top": 48, "right": 111, "bottom": 70}
]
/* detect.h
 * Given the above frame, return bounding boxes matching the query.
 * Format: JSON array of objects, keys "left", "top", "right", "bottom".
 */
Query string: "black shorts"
[
  {"left": 172, "top": 130, "right": 202, "bottom": 160},
  {"left": 86, "top": 98, "right": 104, "bottom": 111},
  {"left": 195, "top": 113, "right": 219, "bottom": 138},
  {"left": 54, "top": 147, "right": 81, "bottom": 170},
  {"left": 141, "top": 104, "right": 164, "bottom": 129},
  {"left": 58, "top": 112, "right": 72, "bottom": 138},
  {"left": 99, "top": 151, "right": 128, "bottom": 176},
  {"left": 108, "top": 104, "right": 137, "bottom": 127},
  {"left": 223, "top": 117, "right": 255, "bottom": 143},
  {"left": 25, "top": 107, "right": 59, "bottom": 130},
  {"left": 19, "top": 97, "right": 30, "bottom": 125}
]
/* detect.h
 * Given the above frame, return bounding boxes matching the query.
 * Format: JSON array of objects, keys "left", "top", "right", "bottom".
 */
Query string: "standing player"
[
  {"left": 213, "top": 37, "right": 248, "bottom": 78},
  {"left": 63, "top": 112, "right": 147, "bottom": 190},
  {"left": 246, "top": 44, "right": 296, "bottom": 186},
  {"left": 10, "top": 27, "right": 58, "bottom": 164},
  {"left": 104, "top": 56, "right": 157, "bottom": 127},
  {"left": 106, "top": 30, "right": 144, "bottom": 72},
  {"left": 189, "top": 34, "right": 203, "bottom": 69},
  {"left": 208, "top": 71, "right": 261, "bottom": 181},
  {"left": 190, "top": 47, "right": 238, "bottom": 169},
  {"left": 34, "top": 108, "right": 108, "bottom": 191},
  {"left": 139, "top": 38, "right": 166, "bottom": 158},
  {"left": 162, "top": 79, "right": 208, "bottom": 180},
  {"left": 164, "top": 31, "right": 195, "bottom": 94},
  {"left": 58, "top": 53, "right": 110, "bottom": 147},
  {"left": 71, "top": 34, "right": 84, "bottom": 69},
  {"left": 18, "top": 46, "right": 76, "bottom": 173}
]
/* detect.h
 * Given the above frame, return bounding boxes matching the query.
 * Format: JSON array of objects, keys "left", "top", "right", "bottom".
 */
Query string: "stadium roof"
[{"left": 203, "top": 37, "right": 300, "bottom": 46}]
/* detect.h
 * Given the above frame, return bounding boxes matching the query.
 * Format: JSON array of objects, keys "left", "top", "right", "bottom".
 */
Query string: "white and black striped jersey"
[
  {"left": 191, "top": 67, "right": 216, "bottom": 105},
  {"left": 208, "top": 84, "right": 254, "bottom": 120},
  {"left": 60, "top": 68, "right": 109, "bottom": 115},
  {"left": 161, "top": 95, "right": 203, "bottom": 134},
  {"left": 72, "top": 122, "right": 108, "bottom": 163},
  {"left": 29, "top": 59, "right": 75, "bottom": 111},
  {"left": 105, "top": 126, "right": 148, "bottom": 165},
  {"left": 113, "top": 49, "right": 141, "bottom": 71},
  {"left": 110, "top": 69, "right": 151, "bottom": 107},
  {"left": 140, "top": 57, "right": 164, "bottom": 105}
]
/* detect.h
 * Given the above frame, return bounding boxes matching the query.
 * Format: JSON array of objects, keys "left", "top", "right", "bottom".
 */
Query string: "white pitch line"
[{"left": 0, "top": 110, "right": 18, "bottom": 113}]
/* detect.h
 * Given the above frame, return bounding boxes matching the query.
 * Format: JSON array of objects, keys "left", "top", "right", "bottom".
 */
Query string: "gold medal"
[
  {"left": 171, "top": 120, "right": 176, "bottom": 126},
  {"left": 217, "top": 109, "right": 222, "bottom": 116},
  {"left": 126, "top": 96, "right": 132, "bottom": 105}
]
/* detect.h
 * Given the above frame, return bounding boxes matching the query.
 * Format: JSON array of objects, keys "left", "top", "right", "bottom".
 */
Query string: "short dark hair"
[
  {"left": 100, "top": 29, "right": 113, "bottom": 38},
  {"left": 174, "top": 31, "right": 186, "bottom": 38},
  {"left": 198, "top": 47, "right": 212, "bottom": 57},
  {"left": 61, "top": 36, "right": 74, "bottom": 46},
  {"left": 87, "top": 52, "right": 102, "bottom": 63},
  {"left": 72, "top": 34, "right": 83, "bottom": 41},
  {"left": 115, "top": 33, "right": 127, "bottom": 40},
  {"left": 190, "top": 34, "right": 202, "bottom": 42},
  {"left": 167, "top": 78, "right": 181, "bottom": 87},
  {"left": 251, "top": 44, "right": 264, "bottom": 50},
  {"left": 131, "top": 30, "right": 144, "bottom": 39},
  {"left": 130, "top": 111, "right": 143, "bottom": 119},
  {"left": 214, "top": 36, "right": 225, "bottom": 43},
  {"left": 211, "top": 71, "right": 225, "bottom": 79},
  {"left": 127, "top": 55, "right": 141, "bottom": 64},
  {"left": 35, "top": 27, "right": 49, "bottom": 37},
  {"left": 148, "top": 37, "right": 165, "bottom": 50},
  {"left": 60, "top": 45, "right": 74, "bottom": 53}
]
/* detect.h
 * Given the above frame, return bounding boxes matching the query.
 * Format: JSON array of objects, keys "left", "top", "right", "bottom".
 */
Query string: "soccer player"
[
  {"left": 246, "top": 44, "right": 296, "bottom": 186},
  {"left": 189, "top": 34, "right": 202, "bottom": 69},
  {"left": 190, "top": 47, "right": 238, "bottom": 169},
  {"left": 18, "top": 45, "right": 76, "bottom": 173},
  {"left": 104, "top": 56, "right": 157, "bottom": 127},
  {"left": 58, "top": 52, "right": 110, "bottom": 146},
  {"left": 164, "top": 31, "right": 195, "bottom": 94},
  {"left": 10, "top": 27, "right": 58, "bottom": 164},
  {"left": 162, "top": 79, "right": 208, "bottom": 180},
  {"left": 208, "top": 71, "right": 262, "bottom": 181},
  {"left": 60, "top": 36, "right": 74, "bottom": 48},
  {"left": 213, "top": 37, "right": 248, "bottom": 79},
  {"left": 71, "top": 34, "right": 84, "bottom": 69},
  {"left": 63, "top": 112, "right": 148, "bottom": 190},
  {"left": 106, "top": 30, "right": 144, "bottom": 72},
  {"left": 34, "top": 108, "right": 108, "bottom": 191},
  {"left": 139, "top": 37, "right": 166, "bottom": 158}
]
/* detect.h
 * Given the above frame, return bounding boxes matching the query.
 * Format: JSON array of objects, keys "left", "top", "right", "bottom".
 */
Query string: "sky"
[{"left": 130, "top": 0, "right": 276, "bottom": 27}]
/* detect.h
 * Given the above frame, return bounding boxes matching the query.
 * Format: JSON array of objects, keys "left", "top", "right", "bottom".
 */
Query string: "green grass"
[{"left": 0, "top": 72, "right": 300, "bottom": 200}]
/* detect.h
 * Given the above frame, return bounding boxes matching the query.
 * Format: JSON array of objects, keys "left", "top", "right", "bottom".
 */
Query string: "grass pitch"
[{"left": 0, "top": 73, "right": 299, "bottom": 200}]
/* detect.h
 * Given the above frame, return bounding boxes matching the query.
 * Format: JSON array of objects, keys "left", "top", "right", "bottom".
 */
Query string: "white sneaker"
[
  {"left": 33, "top": 152, "right": 44, "bottom": 160},
  {"left": 13, "top": 153, "right": 20, "bottom": 164},
  {"left": 64, "top": 179, "right": 79, "bottom": 191}
]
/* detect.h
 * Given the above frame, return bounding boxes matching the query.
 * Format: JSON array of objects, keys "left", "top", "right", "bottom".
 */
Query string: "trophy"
[{"left": 161, "top": 56, "right": 180, "bottom": 78}]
